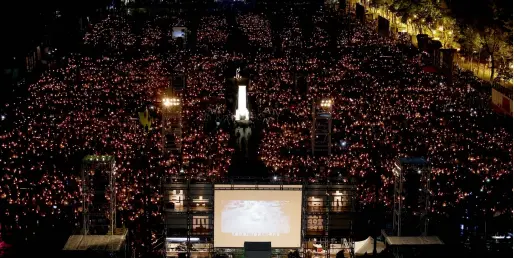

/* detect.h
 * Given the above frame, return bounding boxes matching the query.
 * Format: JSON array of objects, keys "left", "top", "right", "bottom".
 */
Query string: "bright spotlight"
[
  {"left": 320, "top": 99, "right": 333, "bottom": 108},
  {"left": 163, "top": 97, "right": 180, "bottom": 107}
]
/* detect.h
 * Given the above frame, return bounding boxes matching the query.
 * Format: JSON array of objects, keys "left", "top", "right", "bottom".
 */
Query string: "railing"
[{"left": 162, "top": 176, "right": 356, "bottom": 185}]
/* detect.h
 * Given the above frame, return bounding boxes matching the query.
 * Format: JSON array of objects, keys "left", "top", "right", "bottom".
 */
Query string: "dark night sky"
[{"left": 448, "top": 0, "right": 512, "bottom": 26}]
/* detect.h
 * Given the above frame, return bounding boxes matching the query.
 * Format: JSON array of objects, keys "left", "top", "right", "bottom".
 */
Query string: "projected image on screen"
[
  {"left": 221, "top": 200, "right": 290, "bottom": 236},
  {"left": 172, "top": 27, "right": 186, "bottom": 39},
  {"left": 214, "top": 188, "right": 302, "bottom": 248}
]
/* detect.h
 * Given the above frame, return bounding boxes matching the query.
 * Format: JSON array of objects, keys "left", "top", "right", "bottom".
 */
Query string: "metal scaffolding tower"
[
  {"left": 162, "top": 89, "right": 182, "bottom": 153},
  {"left": 82, "top": 155, "right": 116, "bottom": 235},
  {"left": 392, "top": 158, "right": 431, "bottom": 237},
  {"left": 171, "top": 73, "right": 186, "bottom": 93},
  {"left": 163, "top": 178, "right": 214, "bottom": 258},
  {"left": 311, "top": 99, "right": 333, "bottom": 156},
  {"left": 302, "top": 179, "right": 356, "bottom": 258}
]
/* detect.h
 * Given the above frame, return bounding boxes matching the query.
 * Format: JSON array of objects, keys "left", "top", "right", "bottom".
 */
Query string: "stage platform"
[
  {"left": 63, "top": 229, "right": 128, "bottom": 252},
  {"left": 165, "top": 249, "right": 353, "bottom": 258}
]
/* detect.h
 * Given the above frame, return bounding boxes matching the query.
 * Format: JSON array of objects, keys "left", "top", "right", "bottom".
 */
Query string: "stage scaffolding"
[
  {"left": 392, "top": 158, "right": 431, "bottom": 237},
  {"left": 162, "top": 88, "right": 182, "bottom": 153},
  {"left": 161, "top": 177, "right": 356, "bottom": 258},
  {"left": 81, "top": 155, "right": 117, "bottom": 235},
  {"left": 302, "top": 181, "right": 356, "bottom": 258},
  {"left": 312, "top": 100, "right": 333, "bottom": 156},
  {"left": 162, "top": 178, "right": 215, "bottom": 258}
]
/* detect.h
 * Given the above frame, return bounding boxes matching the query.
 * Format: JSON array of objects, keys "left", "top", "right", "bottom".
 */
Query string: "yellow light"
[
  {"left": 320, "top": 99, "right": 333, "bottom": 108},
  {"left": 163, "top": 97, "right": 180, "bottom": 107},
  {"left": 438, "top": 26, "right": 444, "bottom": 31}
]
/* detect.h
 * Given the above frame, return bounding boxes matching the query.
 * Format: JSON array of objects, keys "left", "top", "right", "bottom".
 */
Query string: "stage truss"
[
  {"left": 393, "top": 158, "right": 431, "bottom": 237},
  {"left": 312, "top": 100, "right": 332, "bottom": 156},
  {"left": 81, "top": 155, "right": 116, "bottom": 235},
  {"left": 161, "top": 177, "right": 356, "bottom": 258},
  {"left": 162, "top": 88, "right": 182, "bottom": 153}
]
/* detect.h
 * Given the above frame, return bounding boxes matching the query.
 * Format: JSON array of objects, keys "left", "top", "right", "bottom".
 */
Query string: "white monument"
[
  {"left": 233, "top": 68, "right": 251, "bottom": 155},
  {"left": 235, "top": 85, "right": 249, "bottom": 121},
  {"left": 234, "top": 68, "right": 249, "bottom": 121}
]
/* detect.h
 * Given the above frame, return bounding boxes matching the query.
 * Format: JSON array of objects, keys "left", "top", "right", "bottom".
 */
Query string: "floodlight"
[
  {"left": 320, "top": 99, "right": 333, "bottom": 108},
  {"left": 163, "top": 97, "right": 180, "bottom": 107}
]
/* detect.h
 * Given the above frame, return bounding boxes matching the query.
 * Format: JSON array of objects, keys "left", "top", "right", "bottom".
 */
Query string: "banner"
[{"left": 378, "top": 16, "right": 390, "bottom": 37}]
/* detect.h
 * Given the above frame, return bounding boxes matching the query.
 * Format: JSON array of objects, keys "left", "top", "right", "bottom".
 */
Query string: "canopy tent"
[{"left": 354, "top": 237, "right": 385, "bottom": 256}]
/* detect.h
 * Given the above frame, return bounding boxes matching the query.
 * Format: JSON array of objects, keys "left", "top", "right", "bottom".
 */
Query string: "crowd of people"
[
  {"left": 197, "top": 15, "right": 229, "bottom": 50},
  {"left": 84, "top": 15, "right": 136, "bottom": 48},
  {"left": 237, "top": 13, "right": 273, "bottom": 48},
  {"left": 249, "top": 10, "right": 512, "bottom": 216},
  {"left": 0, "top": 6, "right": 511, "bottom": 256},
  {"left": 0, "top": 13, "right": 234, "bottom": 254}
]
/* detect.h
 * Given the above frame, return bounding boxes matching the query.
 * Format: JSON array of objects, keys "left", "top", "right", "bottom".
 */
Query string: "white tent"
[{"left": 354, "top": 237, "right": 385, "bottom": 256}]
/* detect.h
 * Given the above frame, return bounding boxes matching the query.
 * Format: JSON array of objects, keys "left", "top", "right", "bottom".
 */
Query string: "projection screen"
[{"left": 214, "top": 188, "right": 302, "bottom": 248}]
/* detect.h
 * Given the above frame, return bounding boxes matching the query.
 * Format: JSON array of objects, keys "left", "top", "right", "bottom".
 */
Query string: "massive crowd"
[
  {"left": 249, "top": 11, "right": 512, "bottom": 216},
  {"left": 236, "top": 13, "right": 273, "bottom": 48},
  {"left": 0, "top": 7, "right": 511, "bottom": 256},
  {"left": 197, "top": 15, "right": 229, "bottom": 50},
  {"left": 0, "top": 14, "right": 233, "bottom": 254}
]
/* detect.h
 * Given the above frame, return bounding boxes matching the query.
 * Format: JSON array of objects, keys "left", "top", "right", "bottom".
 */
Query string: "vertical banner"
[
  {"left": 433, "top": 49, "right": 441, "bottom": 68},
  {"left": 356, "top": 4, "right": 365, "bottom": 23},
  {"left": 36, "top": 46, "right": 41, "bottom": 61},
  {"left": 441, "top": 49, "right": 456, "bottom": 83},
  {"left": 416, "top": 34, "right": 429, "bottom": 51},
  {"left": 377, "top": 16, "right": 390, "bottom": 37}
]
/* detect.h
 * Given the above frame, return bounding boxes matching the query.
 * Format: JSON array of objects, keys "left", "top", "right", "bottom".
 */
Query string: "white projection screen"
[
  {"left": 214, "top": 186, "right": 302, "bottom": 248},
  {"left": 172, "top": 26, "right": 186, "bottom": 38}
]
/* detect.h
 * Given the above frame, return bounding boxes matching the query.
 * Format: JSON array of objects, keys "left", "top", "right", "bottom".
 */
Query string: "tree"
[
  {"left": 479, "top": 25, "right": 510, "bottom": 81},
  {"left": 395, "top": 0, "right": 442, "bottom": 35},
  {"left": 369, "top": 0, "right": 393, "bottom": 12},
  {"left": 459, "top": 26, "right": 481, "bottom": 55},
  {"left": 438, "top": 15, "right": 458, "bottom": 48}
]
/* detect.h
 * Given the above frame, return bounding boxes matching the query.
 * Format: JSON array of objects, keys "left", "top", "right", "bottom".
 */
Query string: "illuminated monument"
[
  {"left": 234, "top": 68, "right": 251, "bottom": 155},
  {"left": 234, "top": 68, "right": 250, "bottom": 122}
]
